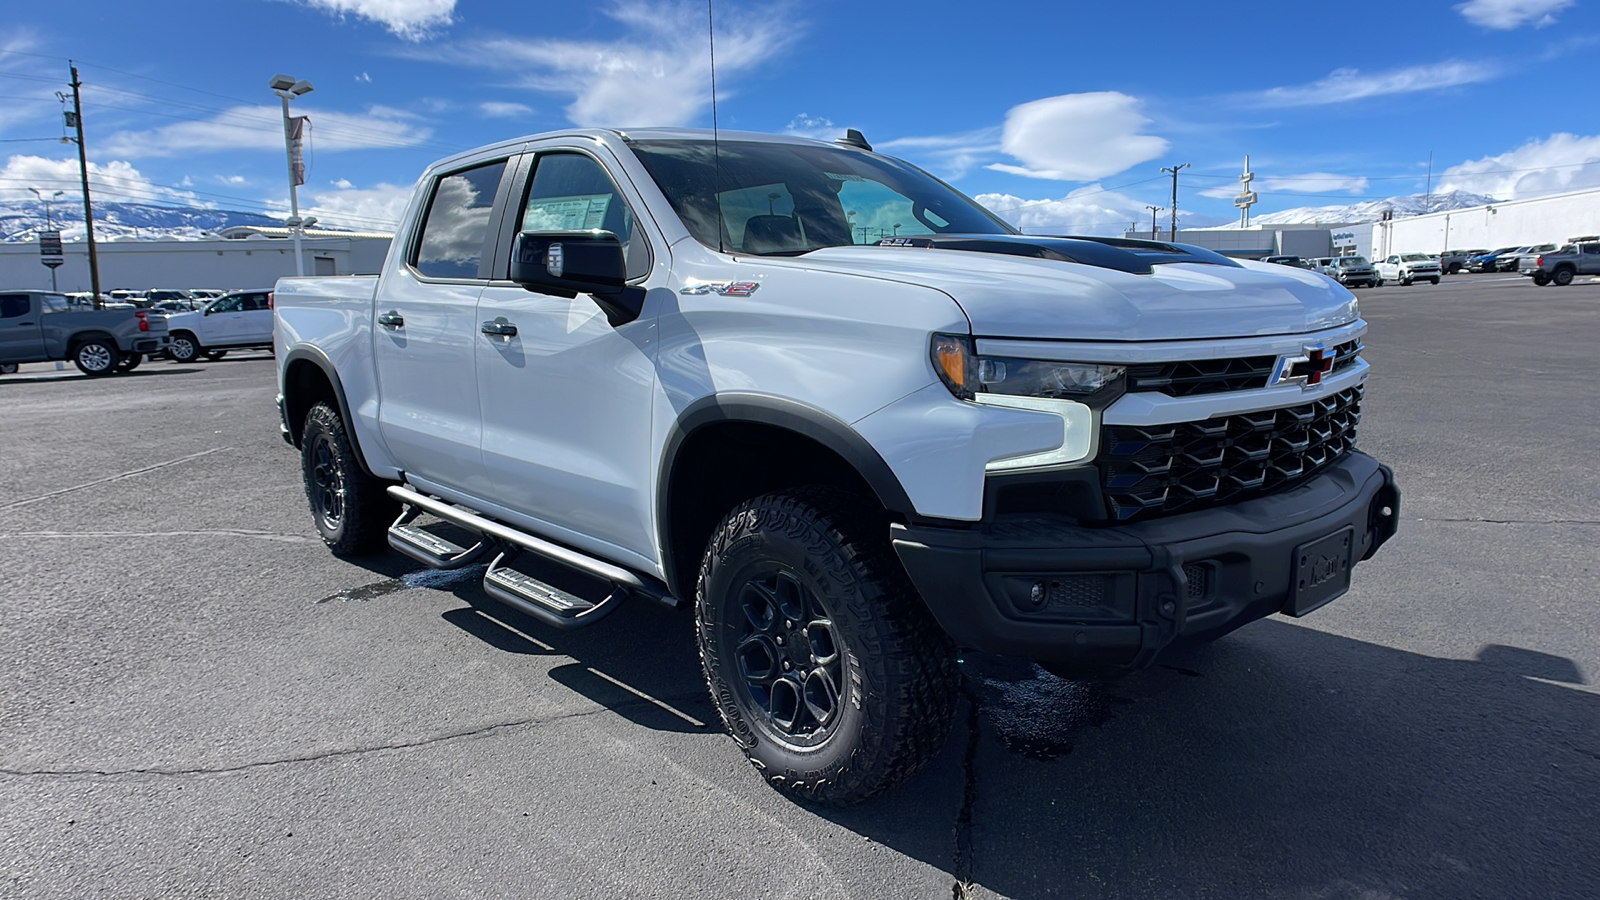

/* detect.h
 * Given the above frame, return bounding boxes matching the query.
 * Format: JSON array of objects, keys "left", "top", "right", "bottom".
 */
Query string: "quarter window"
[
  {"left": 520, "top": 153, "right": 649, "bottom": 281},
  {"left": 414, "top": 159, "right": 509, "bottom": 280}
]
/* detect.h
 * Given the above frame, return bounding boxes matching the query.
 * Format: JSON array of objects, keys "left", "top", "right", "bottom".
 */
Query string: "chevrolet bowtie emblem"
[{"left": 1270, "top": 344, "right": 1337, "bottom": 388}]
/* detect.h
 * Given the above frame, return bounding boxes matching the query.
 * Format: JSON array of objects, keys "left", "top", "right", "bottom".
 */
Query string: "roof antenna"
[{"left": 708, "top": 0, "right": 725, "bottom": 253}]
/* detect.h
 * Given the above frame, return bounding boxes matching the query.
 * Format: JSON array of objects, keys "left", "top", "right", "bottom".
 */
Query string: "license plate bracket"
[{"left": 1286, "top": 527, "right": 1354, "bottom": 616}]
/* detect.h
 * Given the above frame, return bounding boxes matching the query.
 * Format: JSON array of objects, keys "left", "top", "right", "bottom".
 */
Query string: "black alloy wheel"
[
  {"left": 697, "top": 487, "right": 958, "bottom": 805},
  {"left": 299, "top": 402, "right": 397, "bottom": 556},
  {"left": 309, "top": 431, "right": 345, "bottom": 534}
]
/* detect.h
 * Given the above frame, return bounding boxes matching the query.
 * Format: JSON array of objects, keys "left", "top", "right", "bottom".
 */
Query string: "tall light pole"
[
  {"left": 270, "top": 73, "right": 314, "bottom": 277},
  {"left": 31, "top": 188, "right": 65, "bottom": 291}
]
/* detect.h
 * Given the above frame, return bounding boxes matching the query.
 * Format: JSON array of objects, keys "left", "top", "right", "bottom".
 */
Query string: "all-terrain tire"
[
  {"left": 169, "top": 332, "right": 199, "bottom": 363},
  {"left": 300, "top": 402, "right": 397, "bottom": 556},
  {"left": 696, "top": 486, "right": 958, "bottom": 805},
  {"left": 72, "top": 338, "right": 119, "bottom": 376}
]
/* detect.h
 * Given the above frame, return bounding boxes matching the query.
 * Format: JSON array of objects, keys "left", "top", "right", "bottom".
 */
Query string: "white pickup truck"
[{"left": 274, "top": 128, "right": 1400, "bottom": 804}]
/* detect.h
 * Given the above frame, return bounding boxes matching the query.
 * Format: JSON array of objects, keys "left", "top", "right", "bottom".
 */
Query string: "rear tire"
[
  {"left": 1533, "top": 272, "right": 1551, "bottom": 286},
  {"left": 697, "top": 486, "right": 958, "bottom": 805},
  {"left": 0, "top": 362, "right": 17, "bottom": 375},
  {"left": 300, "top": 402, "right": 397, "bottom": 556},
  {"left": 117, "top": 352, "right": 142, "bottom": 372},
  {"left": 1553, "top": 268, "right": 1575, "bottom": 286},
  {"left": 72, "top": 339, "right": 119, "bottom": 377},
  {"left": 201, "top": 349, "right": 227, "bottom": 361},
  {"left": 169, "top": 332, "right": 199, "bottom": 363}
]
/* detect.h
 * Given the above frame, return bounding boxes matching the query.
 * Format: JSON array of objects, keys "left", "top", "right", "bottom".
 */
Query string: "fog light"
[{"left": 1028, "top": 581, "right": 1048, "bottom": 609}]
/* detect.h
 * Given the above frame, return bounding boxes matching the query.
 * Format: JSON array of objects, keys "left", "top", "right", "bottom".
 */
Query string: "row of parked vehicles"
[
  {"left": 1263, "top": 255, "right": 1439, "bottom": 287},
  {"left": 0, "top": 286, "right": 276, "bottom": 376}
]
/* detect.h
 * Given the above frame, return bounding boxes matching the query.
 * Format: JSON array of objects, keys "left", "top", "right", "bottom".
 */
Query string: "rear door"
[
  {"left": 373, "top": 152, "right": 515, "bottom": 498},
  {"left": 0, "top": 294, "right": 46, "bottom": 363},
  {"left": 198, "top": 294, "right": 248, "bottom": 344},
  {"left": 472, "top": 145, "right": 662, "bottom": 566},
  {"left": 1581, "top": 242, "right": 1600, "bottom": 274},
  {"left": 237, "top": 291, "right": 274, "bottom": 343}
]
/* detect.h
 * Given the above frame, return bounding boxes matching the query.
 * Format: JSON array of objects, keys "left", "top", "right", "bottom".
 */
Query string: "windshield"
[
  {"left": 628, "top": 139, "right": 1015, "bottom": 256},
  {"left": 1339, "top": 256, "right": 1368, "bottom": 265},
  {"left": 1400, "top": 254, "right": 1429, "bottom": 261}
]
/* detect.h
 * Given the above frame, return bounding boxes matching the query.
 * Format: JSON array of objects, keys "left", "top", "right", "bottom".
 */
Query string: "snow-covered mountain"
[
  {"left": 0, "top": 200, "right": 288, "bottom": 243},
  {"left": 1241, "top": 190, "right": 1497, "bottom": 227}
]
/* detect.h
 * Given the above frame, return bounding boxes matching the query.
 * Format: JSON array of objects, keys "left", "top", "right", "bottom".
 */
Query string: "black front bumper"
[{"left": 893, "top": 452, "right": 1399, "bottom": 676}]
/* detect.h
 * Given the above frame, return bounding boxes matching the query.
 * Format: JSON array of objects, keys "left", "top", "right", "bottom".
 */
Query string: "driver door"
[
  {"left": 473, "top": 146, "right": 661, "bottom": 568},
  {"left": 200, "top": 294, "right": 246, "bottom": 344}
]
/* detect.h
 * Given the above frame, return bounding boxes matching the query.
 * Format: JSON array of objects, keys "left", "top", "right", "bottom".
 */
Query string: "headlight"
[
  {"left": 931, "top": 334, "right": 1121, "bottom": 472},
  {"left": 931, "top": 334, "right": 1124, "bottom": 405}
]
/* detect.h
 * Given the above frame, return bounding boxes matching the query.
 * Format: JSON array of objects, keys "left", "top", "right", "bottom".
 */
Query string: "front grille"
[
  {"left": 1099, "top": 385, "right": 1363, "bottom": 521},
  {"left": 1125, "top": 339, "right": 1362, "bottom": 397}
]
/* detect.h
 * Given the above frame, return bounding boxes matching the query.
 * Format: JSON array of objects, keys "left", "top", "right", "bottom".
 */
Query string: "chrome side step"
[
  {"left": 387, "top": 506, "right": 494, "bottom": 570},
  {"left": 482, "top": 552, "right": 627, "bottom": 629},
  {"left": 385, "top": 485, "right": 676, "bottom": 628}
]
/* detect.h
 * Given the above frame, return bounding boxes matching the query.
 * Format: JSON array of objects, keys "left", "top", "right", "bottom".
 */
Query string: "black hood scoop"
[{"left": 873, "top": 234, "right": 1241, "bottom": 275}]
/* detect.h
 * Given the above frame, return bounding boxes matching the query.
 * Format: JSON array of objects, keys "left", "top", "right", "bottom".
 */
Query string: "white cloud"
[
  {"left": 784, "top": 114, "right": 844, "bottom": 141},
  {"left": 98, "top": 105, "right": 435, "bottom": 158},
  {"left": 985, "top": 93, "right": 1168, "bottom": 182},
  {"left": 331, "top": 177, "right": 355, "bottom": 188},
  {"left": 1436, "top": 133, "right": 1600, "bottom": 200},
  {"left": 1456, "top": 0, "right": 1574, "bottom": 29},
  {"left": 217, "top": 175, "right": 249, "bottom": 185},
  {"left": 479, "top": 101, "right": 534, "bottom": 119},
  {"left": 0, "top": 154, "right": 200, "bottom": 207},
  {"left": 1199, "top": 172, "right": 1370, "bottom": 198},
  {"left": 878, "top": 127, "right": 1001, "bottom": 181},
  {"left": 0, "top": 33, "right": 59, "bottom": 136},
  {"left": 356, "top": 72, "right": 373, "bottom": 83},
  {"left": 974, "top": 185, "right": 1162, "bottom": 237},
  {"left": 1249, "top": 61, "right": 1499, "bottom": 106},
  {"left": 418, "top": 0, "right": 799, "bottom": 127},
  {"left": 294, "top": 0, "right": 456, "bottom": 41},
  {"left": 301, "top": 179, "right": 418, "bottom": 231}
]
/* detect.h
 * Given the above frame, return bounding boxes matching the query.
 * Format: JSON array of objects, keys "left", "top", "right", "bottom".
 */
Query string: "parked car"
[
  {"left": 1263, "top": 255, "right": 1314, "bottom": 268},
  {"left": 163, "top": 289, "right": 275, "bottom": 362},
  {"left": 1469, "top": 247, "right": 1520, "bottom": 272},
  {"left": 1375, "top": 253, "right": 1442, "bottom": 285},
  {"left": 274, "top": 126, "right": 1399, "bottom": 805},
  {"left": 189, "top": 289, "right": 225, "bottom": 300},
  {"left": 143, "top": 288, "right": 194, "bottom": 304},
  {"left": 1502, "top": 244, "right": 1557, "bottom": 272},
  {"left": 1439, "top": 249, "right": 1487, "bottom": 274},
  {"left": 1328, "top": 255, "right": 1380, "bottom": 287},
  {"left": 1521, "top": 240, "right": 1600, "bottom": 285},
  {"left": 1, "top": 290, "right": 171, "bottom": 375},
  {"left": 1310, "top": 257, "right": 1337, "bottom": 276}
]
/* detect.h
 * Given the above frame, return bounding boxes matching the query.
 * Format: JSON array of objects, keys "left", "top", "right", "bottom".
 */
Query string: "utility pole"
[
  {"left": 1424, "top": 150, "right": 1434, "bottom": 213},
  {"left": 68, "top": 64, "right": 102, "bottom": 308},
  {"left": 1145, "top": 205, "right": 1163, "bottom": 239},
  {"left": 1161, "top": 163, "right": 1190, "bottom": 241}
]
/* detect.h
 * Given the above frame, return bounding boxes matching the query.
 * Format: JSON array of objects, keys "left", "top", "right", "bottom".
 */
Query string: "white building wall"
[
  {"left": 0, "top": 236, "right": 393, "bottom": 294},
  {"left": 1370, "top": 188, "right": 1600, "bottom": 258}
]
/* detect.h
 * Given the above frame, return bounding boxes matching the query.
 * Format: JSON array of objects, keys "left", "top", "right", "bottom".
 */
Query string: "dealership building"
[
  {"left": 1368, "top": 186, "right": 1600, "bottom": 258},
  {"left": 1122, "top": 224, "right": 1371, "bottom": 261},
  {"left": 0, "top": 227, "right": 393, "bottom": 295}
]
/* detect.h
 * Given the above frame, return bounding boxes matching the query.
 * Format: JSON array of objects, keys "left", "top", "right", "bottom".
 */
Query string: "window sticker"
[{"left": 524, "top": 194, "right": 614, "bottom": 231}]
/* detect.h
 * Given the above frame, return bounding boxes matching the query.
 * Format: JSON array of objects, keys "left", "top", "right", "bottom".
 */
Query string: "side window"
[
  {"left": 241, "top": 294, "right": 270, "bottom": 311},
  {"left": 413, "top": 159, "right": 508, "bottom": 280},
  {"left": 1, "top": 295, "right": 29, "bottom": 318},
  {"left": 41, "top": 294, "right": 67, "bottom": 313},
  {"left": 521, "top": 153, "right": 649, "bottom": 281},
  {"left": 210, "top": 296, "right": 243, "bottom": 314},
  {"left": 1581, "top": 243, "right": 1600, "bottom": 255}
]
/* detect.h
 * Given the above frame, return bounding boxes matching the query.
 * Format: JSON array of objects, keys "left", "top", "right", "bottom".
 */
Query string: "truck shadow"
[
  {"left": 0, "top": 367, "right": 204, "bottom": 385},
  {"left": 825, "top": 621, "right": 1600, "bottom": 899}
]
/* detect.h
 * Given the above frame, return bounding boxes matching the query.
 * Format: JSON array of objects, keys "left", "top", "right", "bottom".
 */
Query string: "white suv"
[{"left": 164, "top": 289, "right": 275, "bottom": 362}]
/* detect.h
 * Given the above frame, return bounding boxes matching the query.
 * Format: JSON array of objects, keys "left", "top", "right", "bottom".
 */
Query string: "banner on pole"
[{"left": 288, "top": 116, "right": 309, "bottom": 186}]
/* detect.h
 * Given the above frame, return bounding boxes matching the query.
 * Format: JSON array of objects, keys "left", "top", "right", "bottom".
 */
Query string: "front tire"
[
  {"left": 300, "top": 402, "right": 397, "bottom": 556},
  {"left": 72, "top": 339, "right": 119, "bottom": 377},
  {"left": 169, "top": 332, "right": 199, "bottom": 363},
  {"left": 697, "top": 487, "right": 958, "bottom": 805},
  {"left": 1429, "top": 277, "right": 1440, "bottom": 285}
]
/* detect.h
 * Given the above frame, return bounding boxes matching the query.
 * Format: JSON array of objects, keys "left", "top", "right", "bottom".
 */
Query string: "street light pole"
[{"left": 270, "top": 74, "right": 314, "bottom": 277}]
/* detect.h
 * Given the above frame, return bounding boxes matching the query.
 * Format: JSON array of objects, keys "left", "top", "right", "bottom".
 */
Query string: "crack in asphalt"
[
  {"left": 1416, "top": 517, "right": 1600, "bottom": 526},
  {"left": 0, "top": 447, "right": 232, "bottom": 510},
  {"left": 0, "top": 696, "right": 705, "bottom": 780},
  {"left": 951, "top": 683, "right": 982, "bottom": 900},
  {"left": 0, "top": 529, "right": 315, "bottom": 544}
]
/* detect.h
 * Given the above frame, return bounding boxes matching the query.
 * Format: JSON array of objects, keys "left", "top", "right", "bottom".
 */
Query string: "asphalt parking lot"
[{"left": 3, "top": 272, "right": 1598, "bottom": 899}]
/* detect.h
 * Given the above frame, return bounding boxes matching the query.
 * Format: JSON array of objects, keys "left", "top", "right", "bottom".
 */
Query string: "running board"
[
  {"left": 385, "top": 484, "right": 676, "bottom": 613},
  {"left": 482, "top": 551, "right": 627, "bottom": 629},
  {"left": 387, "top": 506, "right": 494, "bottom": 570}
]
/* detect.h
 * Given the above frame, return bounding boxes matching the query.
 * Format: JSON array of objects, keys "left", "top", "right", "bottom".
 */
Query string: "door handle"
[
  {"left": 481, "top": 318, "right": 518, "bottom": 337},
  {"left": 378, "top": 311, "right": 404, "bottom": 328}
]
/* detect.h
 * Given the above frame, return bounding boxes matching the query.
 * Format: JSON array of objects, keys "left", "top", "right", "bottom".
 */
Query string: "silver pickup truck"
[
  {"left": 1521, "top": 241, "right": 1600, "bottom": 286},
  {"left": 0, "top": 290, "right": 171, "bottom": 376}
]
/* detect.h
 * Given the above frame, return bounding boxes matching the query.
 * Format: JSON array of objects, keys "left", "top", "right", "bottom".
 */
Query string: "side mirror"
[{"left": 510, "top": 229, "right": 642, "bottom": 326}]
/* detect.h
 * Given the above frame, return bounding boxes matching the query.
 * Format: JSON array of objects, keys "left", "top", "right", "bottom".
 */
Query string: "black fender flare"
[
  {"left": 280, "top": 345, "right": 378, "bottom": 478},
  {"left": 656, "top": 393, "right": 917, "bottom": 593}
]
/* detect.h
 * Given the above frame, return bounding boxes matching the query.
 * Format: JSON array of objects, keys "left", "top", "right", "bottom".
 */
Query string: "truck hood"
[{"left": 786, "top": 242, "right": 1359, "bottom": 341}]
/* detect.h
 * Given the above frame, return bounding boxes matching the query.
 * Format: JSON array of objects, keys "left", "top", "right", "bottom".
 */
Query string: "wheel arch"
[
  {"left": 68, "top": 329, "right": 118, "bottom": 350},
  {"left": 657, "top": 395, "right": 916, "bottom": 601},
  {"left": 281, "top": 346, "right": 377, "bottom": 478}
]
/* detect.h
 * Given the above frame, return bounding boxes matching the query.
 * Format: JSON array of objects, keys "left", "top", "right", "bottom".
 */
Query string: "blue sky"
[{"left": 1, "top": 0, "right": 1596, "bottom": 234}]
